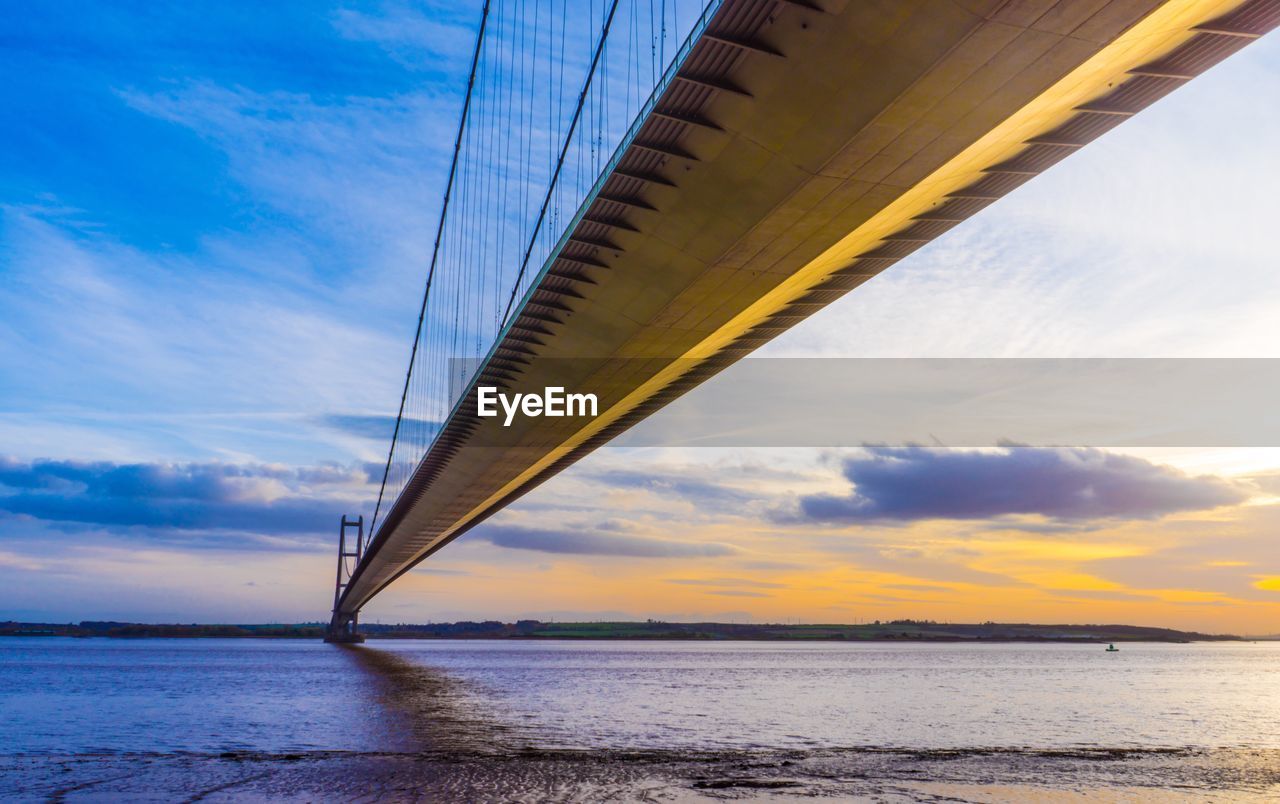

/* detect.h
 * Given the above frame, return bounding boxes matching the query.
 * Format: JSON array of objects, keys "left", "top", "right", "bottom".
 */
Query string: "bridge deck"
[{"left": 335, "top": 0, "right": 1278, "bottom": 622}]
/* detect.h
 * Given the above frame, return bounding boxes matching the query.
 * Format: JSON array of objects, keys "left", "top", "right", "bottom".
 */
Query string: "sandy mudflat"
[{"left": 6, "top": 746, "right": 1280, "bottom": 802}]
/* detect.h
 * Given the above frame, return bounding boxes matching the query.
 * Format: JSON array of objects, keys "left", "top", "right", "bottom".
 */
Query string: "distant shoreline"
[{"left": 1, "top": 619, "right": 1249, "bottom": 642}]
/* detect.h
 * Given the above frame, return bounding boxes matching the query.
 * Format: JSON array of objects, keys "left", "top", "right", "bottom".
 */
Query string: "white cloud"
[{"left": 764, "top": 36, "right": 1280, "bottom": 360}]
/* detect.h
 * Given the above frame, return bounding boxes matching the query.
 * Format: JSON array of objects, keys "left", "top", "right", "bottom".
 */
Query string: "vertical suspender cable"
[
  {"left": 500, "top": 0, "right": 622, "bottom": 330},
  {"left": 369, "top": 0, "right": 492, "bottom": 539}
]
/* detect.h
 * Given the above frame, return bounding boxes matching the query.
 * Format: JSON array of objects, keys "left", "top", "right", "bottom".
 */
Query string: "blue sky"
[
  {"left": 0, "top": 1, "right": 480, "bottom": 465},
  {"left": 3, "top": 3, "right": 1280, "bottom": 630}
]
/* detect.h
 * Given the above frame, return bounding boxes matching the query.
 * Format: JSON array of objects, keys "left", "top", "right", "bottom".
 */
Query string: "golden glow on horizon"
[{"left": 353, "top": 488, "right": 1280, "bottom": 635}]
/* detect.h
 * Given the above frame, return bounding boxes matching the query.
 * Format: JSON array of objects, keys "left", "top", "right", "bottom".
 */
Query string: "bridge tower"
[{"left": 324, "top": 515, "right": 366, "bottom": 643}]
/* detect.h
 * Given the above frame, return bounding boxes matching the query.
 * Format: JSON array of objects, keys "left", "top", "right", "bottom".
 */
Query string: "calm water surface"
[{"left": 3, "top": 638, "right": 1279, "bottom": 755}]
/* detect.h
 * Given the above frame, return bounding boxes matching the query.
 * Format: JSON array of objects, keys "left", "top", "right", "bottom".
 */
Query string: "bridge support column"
[
  {"left": 325, "top": 515, "right": 366, "bottom": 644},
  {"left": 325, "top": 613, "right": 365, "bottom": 644}
]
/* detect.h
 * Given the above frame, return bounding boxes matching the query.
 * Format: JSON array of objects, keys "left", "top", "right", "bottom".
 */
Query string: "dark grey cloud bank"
[
  {"left": 470, "top": 524, "right": 739, "bottom": 557},
  {"left": 0, "top": 456, "right": 374, "bottom": 539},
  {"left": 791, "top": 447, "right": 1244, "bottom": 524}
]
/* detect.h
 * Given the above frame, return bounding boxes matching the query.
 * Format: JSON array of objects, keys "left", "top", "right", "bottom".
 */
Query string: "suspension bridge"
[{"left": 326, "top": 0, "right": 1279, "bottom": 641}]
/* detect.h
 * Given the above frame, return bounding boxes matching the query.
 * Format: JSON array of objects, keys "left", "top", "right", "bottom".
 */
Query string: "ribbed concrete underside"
[{"left": 335, "top": 0, "right": 1279, "bottom": 620}]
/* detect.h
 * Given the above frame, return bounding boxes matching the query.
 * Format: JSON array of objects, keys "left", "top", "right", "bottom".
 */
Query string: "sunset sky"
[{"left": 2, "top": 2, "right": 1279, "bottom": 634}]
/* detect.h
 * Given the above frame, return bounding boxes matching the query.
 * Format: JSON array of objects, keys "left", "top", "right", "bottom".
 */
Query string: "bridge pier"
[
  {"left": 324, "top": 614, "right": 365, "bottom": 644},
  {"left": 326, "top": 515, "right": 366, "bottom": 643}
]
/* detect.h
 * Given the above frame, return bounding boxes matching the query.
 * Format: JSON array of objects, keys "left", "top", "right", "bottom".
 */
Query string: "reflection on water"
[
  {"left": 365, "top": 639, "right": 1280, "bottom": 751},
  {"left": 3, "top": 638, "right": 1280, "bottom": 800},
  {"left": 340, "top": 644, "right": 517, "bottom": 753},
  {"left": 5, "top": 638, "right": 1280, "bottom": 754}
]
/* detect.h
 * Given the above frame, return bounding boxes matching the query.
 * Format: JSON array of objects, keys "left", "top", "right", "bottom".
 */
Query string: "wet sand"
[{"left": 7, "top": 745, "right": 1280, "bottom": 801}]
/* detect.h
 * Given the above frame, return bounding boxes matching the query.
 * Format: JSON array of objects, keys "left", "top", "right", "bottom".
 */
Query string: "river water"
[{"left": 4, "top": 638, "right": 1280, "bottom": 800}]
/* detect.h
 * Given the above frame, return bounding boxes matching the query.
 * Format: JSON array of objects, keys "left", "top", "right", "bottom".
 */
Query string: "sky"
[{"left": 2, "top": 2, "right": 1279, "bottom": 633}]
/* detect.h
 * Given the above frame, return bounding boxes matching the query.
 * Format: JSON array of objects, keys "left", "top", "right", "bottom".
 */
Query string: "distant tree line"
[{"left": 0, "top": 619, "right": 1243, "bottom": 642}]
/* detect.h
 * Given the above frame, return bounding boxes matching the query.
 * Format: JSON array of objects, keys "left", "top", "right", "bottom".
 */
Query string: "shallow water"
[
  {"left": 6, "top": 638, "right": 1280, "bottom": 754},
  {"left": 4, "top": 638, "right": 1280, "bottom": 800},
  {"left": 381, "top": 639, "right": 1280, "bottom": 751}
]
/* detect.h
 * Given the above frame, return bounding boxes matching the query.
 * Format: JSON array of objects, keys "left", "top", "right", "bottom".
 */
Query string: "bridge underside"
[{"left": 334, "top": 0, "right": 1278, "bottom": 624}]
